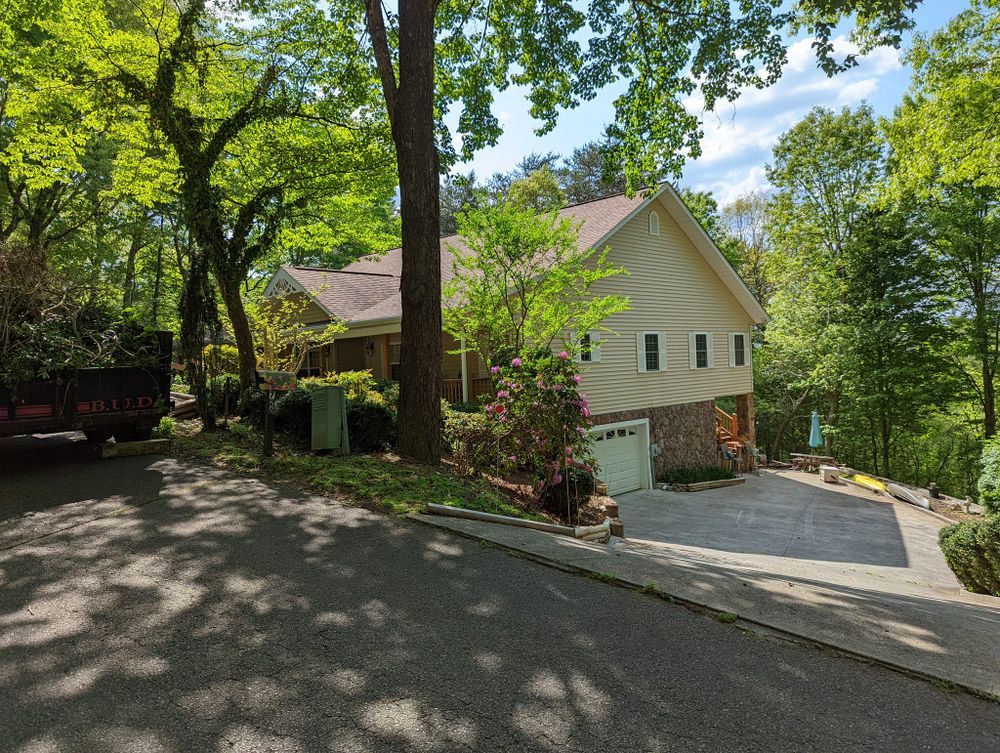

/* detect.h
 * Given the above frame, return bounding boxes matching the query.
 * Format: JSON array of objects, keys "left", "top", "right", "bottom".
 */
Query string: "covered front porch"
[{"left": 304, "top": 330, "right": 494, "bottom": 404}]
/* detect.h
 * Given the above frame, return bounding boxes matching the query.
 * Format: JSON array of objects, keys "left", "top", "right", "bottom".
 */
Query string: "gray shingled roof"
[{"left": 283, "top": 191, "right": 651, "bottom": 325}]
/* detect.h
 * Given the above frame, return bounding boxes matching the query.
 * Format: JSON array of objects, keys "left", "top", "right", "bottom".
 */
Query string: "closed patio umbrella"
[{"left": 809, "top": 411, "right": 823, "bottom": 450}]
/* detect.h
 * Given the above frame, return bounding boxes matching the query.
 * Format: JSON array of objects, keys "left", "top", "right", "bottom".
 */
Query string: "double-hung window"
[
  {"left": 688, "top": 332, "right": 714, "bottom": 369},
  {"left": 575, "top": 331, "right": 602, "bottom": 363},
  {"left": 729, "top": 332, "right": 748, "bottom": 367},
  {"left": 636, "top": 331, "right": 667, "bottom": 372}
]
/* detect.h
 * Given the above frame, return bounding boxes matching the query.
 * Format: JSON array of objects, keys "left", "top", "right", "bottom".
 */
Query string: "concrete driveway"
[
  {"left": 620, "top": 471, "right": 958, "bottom": 593},
  {"left": 615, "top": 471, "right": 1000, "bottom": 695}
]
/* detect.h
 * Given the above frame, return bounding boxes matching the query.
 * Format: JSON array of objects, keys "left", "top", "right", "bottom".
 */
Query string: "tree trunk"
[
  {"left": 392, "top": 0, "right": 442, "bottom": 463},
  {"left": 824, "top": 390, "right": 839, "bottom": 455},
  {"left": 769, "top": 388, "right": 811, "bottom": 461},
  {"left": 122, "top": 234, "right": 140, "bottom": 308},
  {"left": 151, "top": 235, "right": 163, "bottom": 327},
  {"left": 984, "top": 361, "right": 996, "bottom": 438},
  {"left": 881, "top": 415, "right": 891, "bottom": 478},
  {"left": 217, "top": 276, "right": 258, "bottom": 395}
]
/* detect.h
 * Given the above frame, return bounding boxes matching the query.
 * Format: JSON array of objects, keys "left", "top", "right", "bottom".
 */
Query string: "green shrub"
[
  {"left": 443, "top": 409, "right": 499, "bottom": 475},
  {"left": 978, "top": 437, "right": 1000, "bottom": 515},
  {"left": 202, "top": 344, "right": 240, "bottom": 375},
  {"left": 273, "top": 386, "right": 313, "bottom": 440},
  {"left": 375, "top": 379, "right": 399, "bottom": 412},
  {"left": 939, "top": 517, "right": 1000, "bottom": 596},
  {"left": 208, "top": 373, "right": 240, "bottom": 414},
  {"left": 447, "top": 401, "right": 482, "bottom": 414},
  {"left": 661, "top": 466, "right": 736, "bottom": 485},
  {"left": 346, "top": 400, "right": 396, "bottom": 452},
  {"left": 152, "top": 416, "right": 176, "bottom": 439}
]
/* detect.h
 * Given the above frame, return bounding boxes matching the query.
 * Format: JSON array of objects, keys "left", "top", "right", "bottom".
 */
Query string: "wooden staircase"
[{"left": 715, "top": 405, "right": 739, "bottom": 444}]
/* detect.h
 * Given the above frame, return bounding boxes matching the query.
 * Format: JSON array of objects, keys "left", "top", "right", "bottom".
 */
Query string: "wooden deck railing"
[
  {"left": 441, "top": 377, "right": 494, "bottom": 404},
  {"left": 715, "top": 405, "right": 739, "bottom": 441}
]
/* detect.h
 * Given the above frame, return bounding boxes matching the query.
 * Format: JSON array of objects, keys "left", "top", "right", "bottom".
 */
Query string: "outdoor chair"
[{"left": 721, "top": 444, "right": 739, "bottom": 475}]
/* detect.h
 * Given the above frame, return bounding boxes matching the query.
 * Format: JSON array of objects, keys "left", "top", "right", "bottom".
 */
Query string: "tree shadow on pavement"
[{"left": 1, "top": 453, "right": 999, "bottom": 753}]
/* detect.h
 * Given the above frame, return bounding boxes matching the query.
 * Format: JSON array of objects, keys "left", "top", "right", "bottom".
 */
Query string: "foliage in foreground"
[
  {"left": 938, "top": 516, "right": 1000, "bottom": 596},
  {"left": 443, "top": 199, "right": 629, "bottom": 371},
  {"left": 0, "top": 242, "right": 165, "bottom": 388},
  {"left": 444, "top": 351, "right": 596, "bottom": 519},
  {"left": 978, "top": 437, "right": 1000, "bottom": 516},
  {"left": 661, "top": 466, "right": 736, "bottom": 485},
  {"left": 172, "top": 421, "right": 543, "bottom": 521}
]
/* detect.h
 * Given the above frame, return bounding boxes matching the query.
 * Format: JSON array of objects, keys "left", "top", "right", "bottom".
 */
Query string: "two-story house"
[{"left": 264, "top": 183, "right": 768, "bottom": 495}]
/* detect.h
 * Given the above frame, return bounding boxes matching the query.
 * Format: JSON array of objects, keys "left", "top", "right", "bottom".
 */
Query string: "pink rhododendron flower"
[
  {"left": 511, "top": 357, "right": 522, "bottom": 367},
  {"left": 490, "top": 365, "right": 500, "bottom": 374},
  {"left": 558, "top": 350, "right": 569, "bottom": 359},
  {"left": 496, "top": 390, "right": 509, "bottom": 398},
  {"left": 572, "top": 374, "right": 582, "bottom": 384}
]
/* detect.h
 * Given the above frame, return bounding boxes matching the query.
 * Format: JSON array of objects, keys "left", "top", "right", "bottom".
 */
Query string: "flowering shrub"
[{"left": 482, "top": 350, "right": 596, "bottom": 516}]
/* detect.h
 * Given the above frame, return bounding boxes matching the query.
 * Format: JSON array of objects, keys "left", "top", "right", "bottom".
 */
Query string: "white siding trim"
[{"left": 635, "top": 332, "right": 646, "bottom": 373}]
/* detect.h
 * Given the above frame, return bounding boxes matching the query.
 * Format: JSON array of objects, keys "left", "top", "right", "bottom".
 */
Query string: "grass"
[
  {"left": 172, "top": 419, "right": 546, "bottom": 521},
  {"left": 589, "top": 571, "right": 618, "bottom": 584},
  {"left": 716, "top": 611, "right": 740, "bottom": 624}
]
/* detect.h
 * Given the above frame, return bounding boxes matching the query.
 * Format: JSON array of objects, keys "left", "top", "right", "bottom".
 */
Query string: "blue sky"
[{"left": 458, "top": 2, "right": 966, "bottom": 205}]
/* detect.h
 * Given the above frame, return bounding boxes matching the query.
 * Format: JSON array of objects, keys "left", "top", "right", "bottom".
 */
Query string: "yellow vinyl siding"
[
  {"left": 442, "top": 332, "right": 464, "bottom": 380},
  {"left": 580, "top": 196, "right": 754, "bottom": 416}
]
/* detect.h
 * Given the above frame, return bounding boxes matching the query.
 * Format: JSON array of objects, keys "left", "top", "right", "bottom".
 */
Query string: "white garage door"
[{"left": 591, "top": 423, "right": 646, "bottom": 496}]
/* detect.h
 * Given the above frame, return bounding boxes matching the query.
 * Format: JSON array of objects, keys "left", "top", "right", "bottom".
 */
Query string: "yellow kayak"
[{"left": 851, "top": 474, "right": 887, "bottom": 493}]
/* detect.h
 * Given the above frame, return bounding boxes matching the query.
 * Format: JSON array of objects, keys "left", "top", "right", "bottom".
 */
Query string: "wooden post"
[
  {"left": 263, "top": 391, "right": 274, "bottom": 457},
  {"left": 736, "top": 393, "right": 756, "bottom": 446},
  {"left": 460, "top": 337, "right": 469, "bottom": 403}
]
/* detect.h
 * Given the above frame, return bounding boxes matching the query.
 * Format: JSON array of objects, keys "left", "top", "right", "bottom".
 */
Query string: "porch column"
[
  {"left": 736, "top": 393, "right": 756, "bottom": 446},
  {"left": 460, "top": 337, "right": 469, "bottom": 403}
]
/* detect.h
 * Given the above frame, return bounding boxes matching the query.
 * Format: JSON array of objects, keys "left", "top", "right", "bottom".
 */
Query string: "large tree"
[
  {"left": 61, "top": 0, "right": 396, "bottom": 406},
  {"left": 766, "top": 105, "right": 884, "bottom": 453},
  {"left": 885, "top": 0, "right": 1000, "bottom": 437},
  {"left": 356, "top": 0, "right": 922, "bottom": 463}
]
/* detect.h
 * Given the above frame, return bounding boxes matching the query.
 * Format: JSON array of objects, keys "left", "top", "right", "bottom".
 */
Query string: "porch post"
[
  {"left": 460, "top": 337, "right": 469, "bottom": 403},
  {"left": 736, "top": 393, "right": 756, "bottom": 446}
]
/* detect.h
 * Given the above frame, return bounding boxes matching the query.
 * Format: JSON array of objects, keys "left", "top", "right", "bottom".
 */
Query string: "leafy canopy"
[
  {"left": 442, "top": 200, "right": 629, "bottom": 369},
  {"left": 341, "top": 0, "right": 924, "bottom": 191}
]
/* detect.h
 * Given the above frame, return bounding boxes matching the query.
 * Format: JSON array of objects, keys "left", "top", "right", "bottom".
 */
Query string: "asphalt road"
[{"left": 1, "top": 434, "right": 998, "bottom": 753}]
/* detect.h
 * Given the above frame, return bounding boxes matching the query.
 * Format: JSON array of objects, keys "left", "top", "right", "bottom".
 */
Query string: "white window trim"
[
  {"left": 688, "top": 332, "right": 714, "bottom": 369},
  {"left": 636, "top": 331, "right": 667, "bottom": 373},
  {"left": 648, "top": 210, "right": 660, "bottom": 236},
  {"left": 574, "top": 330, "right": 603, "bottom": 364},
  {"left": 728, "top": 332, "right": 749, "bottom": 367}
]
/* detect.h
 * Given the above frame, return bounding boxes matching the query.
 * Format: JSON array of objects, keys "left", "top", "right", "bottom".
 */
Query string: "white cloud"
[
  {"left": 688, "top": 165, "right": 771, "bottom": 206},
  {"left": 680, "top": 34, "right": 902, "bottom": 202}
]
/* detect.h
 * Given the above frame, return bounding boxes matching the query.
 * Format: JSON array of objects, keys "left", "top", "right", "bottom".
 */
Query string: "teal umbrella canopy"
[{"left": 809, "top": 411, "right": 824, "bottom": 450}]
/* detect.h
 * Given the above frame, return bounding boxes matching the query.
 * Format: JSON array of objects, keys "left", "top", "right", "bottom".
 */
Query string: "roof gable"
[{"left": 267, "top": 186, "right": 768, "bottom": 326}]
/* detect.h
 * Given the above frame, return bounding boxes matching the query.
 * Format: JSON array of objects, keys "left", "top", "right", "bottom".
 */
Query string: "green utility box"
[{"left": 311, "top": 385, "right": 350, "bottom": 454}]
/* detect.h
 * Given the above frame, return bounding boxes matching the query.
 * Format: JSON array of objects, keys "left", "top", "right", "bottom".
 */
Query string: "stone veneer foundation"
[{"left": 591, "top": 400, "right": 718, "bottom": 479}]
